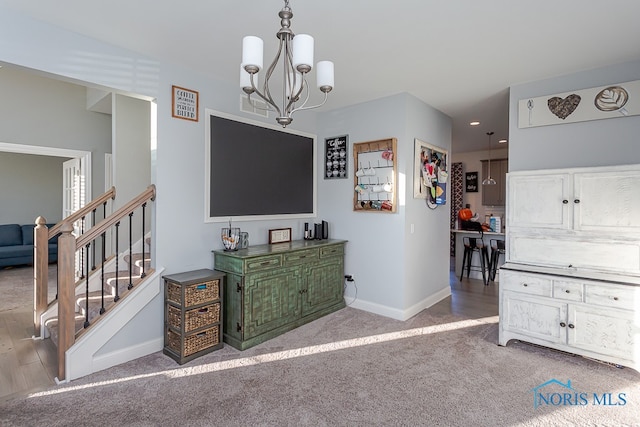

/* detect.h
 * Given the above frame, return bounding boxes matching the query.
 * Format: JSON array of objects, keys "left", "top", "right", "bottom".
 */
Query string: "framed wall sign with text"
[
  {"left": 465, "top": 171, "right": 478, "bottom": 192},
  {"left": 324, "top": 135, "right": 348, "bottom": 179},
  {"left": 172, "top": 85, "right": 199, "bottom": 122}
]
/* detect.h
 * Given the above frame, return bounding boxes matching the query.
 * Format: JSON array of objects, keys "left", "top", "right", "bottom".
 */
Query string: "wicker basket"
[
  {"left": 167, "top": 325, "right": 220, "bottom": 358},
  {"left": 168, "top": 302, "right": 221, "bottom": 332},
  {"left": 167, "top": 279, "right": 220, "bottom": 307}
]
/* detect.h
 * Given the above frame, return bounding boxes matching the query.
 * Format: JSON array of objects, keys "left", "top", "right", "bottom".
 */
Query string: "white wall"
[
  {"left": 0, "top": 65, "right": 112, "bottom": 201},
  {"left": 509, "top": 60, "right": 640, "bottom": 171},
  {"left": 112, "top": 94, "right": 151, "bottom": 206},
  {"left": 0, "top": 152, "right": 67, "bottom": 224},
  {"left": 317, "top": 93, "right": 452, "bottom": 319}
]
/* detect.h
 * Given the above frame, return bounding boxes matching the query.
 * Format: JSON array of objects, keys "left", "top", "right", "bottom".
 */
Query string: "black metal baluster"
[
  {"left": 128, "top": 212, "right": 133, "bottom": 290},
  {"left": 99, "top": 201, "right": 108, "bottom": 314},
  {"left": 80, "top": 216, "right": 86, "bottom": 279},
  {"left": 141, "top": 202, "right": 147, "bottom": 279},
  {"left": 114, "top": 221, "right": 120, "bottom": 303},
  {"left": 84, "top": 243, "right": 91, "bottom": 328},
  {"left": 100, "top": 230, "right": 106, "bottom": 315},
  {"left": 91, "top": 209, "right": 96, "bottom": 270}
]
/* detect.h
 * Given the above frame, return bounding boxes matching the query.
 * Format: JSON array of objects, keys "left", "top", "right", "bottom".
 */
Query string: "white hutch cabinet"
[{"left": 499, "top": 164, "right": 640, "bottom": 371}]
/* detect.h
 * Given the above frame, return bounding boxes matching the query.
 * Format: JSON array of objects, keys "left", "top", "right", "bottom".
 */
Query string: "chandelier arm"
[
  {"left": 291, "top": 91, "right": 328, "bottom": 114},
  {"left": 248, "top": 74, "right": 281, "bottom": 116},
  {"left": 250, "top": 37, "right": 287, "bottom": 117},
  {"left": 285, "top": 70, "right": 309, "bottom": 113},
  {"left": 284, "top": 49, "right": 306, "bottom": 113}
]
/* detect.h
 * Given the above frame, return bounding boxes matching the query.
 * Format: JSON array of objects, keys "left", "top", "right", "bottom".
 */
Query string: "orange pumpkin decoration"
[{"left": 458, "top": 208, "right": 473, "bottom": 221}]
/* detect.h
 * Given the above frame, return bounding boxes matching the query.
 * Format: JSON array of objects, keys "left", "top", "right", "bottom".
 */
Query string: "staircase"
[
  {"left": 44, "top": 242, "right": 152, "bottom": 346},
  {"left": 34, "top": 185, "right": 163, "bottom": 382}
]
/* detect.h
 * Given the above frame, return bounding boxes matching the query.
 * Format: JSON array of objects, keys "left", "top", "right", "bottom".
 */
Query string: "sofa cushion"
[
  {"left": 21, "top": 225, "right": 35, "bottom": 245},
  {"left": 21, "top": 224, "right": 60, "bottom": 245},
  {"left": 0, "top": 244, "right": 33, "bottom": 258},
  {"left": 0, "top": 224, "right": 22, "bottom": 247}
]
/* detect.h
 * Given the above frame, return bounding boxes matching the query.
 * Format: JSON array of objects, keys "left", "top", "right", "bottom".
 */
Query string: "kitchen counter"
[
  {"left": 451, "top": 229, "right": 505, "bottom": 282},
  {"left": 451, "top": 229, "right": 504, "bottom": 236}
]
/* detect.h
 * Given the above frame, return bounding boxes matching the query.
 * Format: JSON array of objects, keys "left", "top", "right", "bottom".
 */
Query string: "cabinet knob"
[
  {"left": 568, "top": 324, "right": 575, "bottom": 329},
  {"left": 565, "top": 289, "right": 570, "bottom": 294},
  {"left": 522, "top": 283, "right": 528, "bottom": 287},
  {"left": 560, "top": 322, "right": 566, "bottom": 327},
  {"left": 562, "top": 199, "right": 569, "bottom": 204},
  {"left": 613, "top": 296, "right": 619, "bottom": 301},
  {"left": 574, "top": 199, "right": 580, "bottom": 204}
]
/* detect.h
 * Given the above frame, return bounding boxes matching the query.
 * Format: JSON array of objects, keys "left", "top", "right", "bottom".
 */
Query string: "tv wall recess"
[{"left": 205, "top": 109, "right": 317, "bottom": 222}]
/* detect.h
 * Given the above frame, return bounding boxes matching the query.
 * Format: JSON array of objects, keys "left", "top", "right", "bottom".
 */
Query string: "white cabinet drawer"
[
  {"left": 584, "top": 283, "right": 638, "bottom": 310},
  {"left": 553, "top": 280, "right": 583, "bottom": 302},
  {"left": 501, "top": 271, "right": 552, "bottom": 297}
]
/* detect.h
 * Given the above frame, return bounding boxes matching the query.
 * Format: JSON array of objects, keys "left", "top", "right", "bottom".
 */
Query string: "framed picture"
[
  {"left": 268, "top": 228, "right": 292, "bottom": 244},
  {"left": 172, "top": 85, "right": 199, "bottom": 122},
  {"left": 414, "top": 139, "right": 448, "bottom": 207},
  {"left": 324, "top": 135, "right": 348, "bottom": 179},
  {"left": 465, "top": 171, "right": 478, "bottom": 192}
]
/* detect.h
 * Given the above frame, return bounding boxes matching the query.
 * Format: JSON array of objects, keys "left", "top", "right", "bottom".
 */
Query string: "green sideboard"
[{"left": 213, "top": 239, "right": 346, "bottom": 350}]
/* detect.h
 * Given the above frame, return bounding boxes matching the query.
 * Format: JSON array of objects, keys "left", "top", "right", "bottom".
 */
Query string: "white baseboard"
[
  {"left": 92, "top": 337, "right": 163, "bottom": 374},
  {"left": 347, "top": 285, "right": 451, "bottom": 321}
]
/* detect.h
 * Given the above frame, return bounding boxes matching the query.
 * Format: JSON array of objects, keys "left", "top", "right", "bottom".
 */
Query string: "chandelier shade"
[{"left": 240, "top": 0, "right": 334, "bottom": 127}]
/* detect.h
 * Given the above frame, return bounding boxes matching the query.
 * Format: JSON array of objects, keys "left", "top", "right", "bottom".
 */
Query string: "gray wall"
[
  {"left": 0, "top": 152, "right": 68, "bottom": 224},
  {"left": 0, "top": 65, "right": 112, "bottom": 200},
  {"left": 317, "top": 93, "right": 452, "bottom": 319},
  {"left": 509, "top": 60, "right": 640, "bottom": 171}
]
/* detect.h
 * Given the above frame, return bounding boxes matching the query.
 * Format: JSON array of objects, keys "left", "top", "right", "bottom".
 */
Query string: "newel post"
[
  {"left": 34, "top": 217, "right": 49, "bottom": 337},
  {"left": 57, "top": 221, "right": 76, "bottom": 382}
]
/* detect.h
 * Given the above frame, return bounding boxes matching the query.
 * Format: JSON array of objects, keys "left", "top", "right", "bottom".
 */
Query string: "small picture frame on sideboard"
[{"left": 268, "top": 228, "right": 292, "bottom": 244}]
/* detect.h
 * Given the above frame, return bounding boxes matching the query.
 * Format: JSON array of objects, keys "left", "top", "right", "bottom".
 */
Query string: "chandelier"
[
  {"left": 240, "top": 0, "right": 334, "bottom": 127},
  {"left": 482, "top": 131, "right": 497, "bottom": 185}
]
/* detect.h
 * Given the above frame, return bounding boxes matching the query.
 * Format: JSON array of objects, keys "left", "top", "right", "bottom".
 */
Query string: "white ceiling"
[{"left": 3, "top": 0, "right": 640, "bottom": 153}]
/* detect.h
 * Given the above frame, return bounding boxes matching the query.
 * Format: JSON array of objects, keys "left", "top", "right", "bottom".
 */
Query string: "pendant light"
[
  {"left": 482, "top": 131, "right": 497, "bottom": 185},
  {"left": 241, "top": 0, "right": 334, "bottom": 128}
]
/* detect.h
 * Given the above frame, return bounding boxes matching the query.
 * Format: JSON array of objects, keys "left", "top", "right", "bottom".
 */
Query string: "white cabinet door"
[
  {"left": 501, "top": 292, "right": 566, "bottom": 344},
  {"left": 573, "top": 170, "right": 640, "bottom": 235},
  {"left": 508, "top": 173, "right": 571, "bottom": 230},
  {"left": 568, "top": 304, "right": 636, "bottom": 362}
]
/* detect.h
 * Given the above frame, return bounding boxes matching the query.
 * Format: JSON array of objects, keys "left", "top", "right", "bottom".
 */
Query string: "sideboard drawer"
[
  {"left": 320, "top": 244, "right": 344, "bottom": 258},
  {"left": 501, "top": 271, "right": 552, "bottom": 297},
  {"left": 553, "top": 280, "right": 583, "bottom": 302},
  {"left": 284, "top": 248, "right": 319, "bottom": 265},
  {"left": 584, "top": 283, "right": 637, "bottom": 310},
  {"left": 245, "top": 255, "right": 282, "bottom": 272}
]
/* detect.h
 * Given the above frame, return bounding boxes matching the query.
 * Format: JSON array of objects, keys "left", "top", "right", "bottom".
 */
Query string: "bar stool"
[
  {"left": 459, "top": 235, "right": 490, "bottom": 285},
  {"left": 489, "top": 239, "right": 506, "bottom": 282}
]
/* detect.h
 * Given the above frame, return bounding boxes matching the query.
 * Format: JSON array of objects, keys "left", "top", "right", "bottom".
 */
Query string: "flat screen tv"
[{"left": 205, "top": 109, "right": 317, "bottom": 222}]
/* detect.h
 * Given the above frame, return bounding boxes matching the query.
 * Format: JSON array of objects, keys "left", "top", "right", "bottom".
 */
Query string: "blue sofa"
[{"left": 0, "top": 224, "right": 58, "bottom": 268}]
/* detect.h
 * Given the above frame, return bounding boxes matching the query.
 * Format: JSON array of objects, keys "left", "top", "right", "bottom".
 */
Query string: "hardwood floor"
[
  {"left": 0, "top": 258, "right": 497, "bottom": 401},
  {"left": 0, "top": 266, "right": 58, "bottom": 402}
]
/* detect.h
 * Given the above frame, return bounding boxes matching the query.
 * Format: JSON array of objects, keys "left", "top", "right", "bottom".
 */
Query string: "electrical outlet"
[{"left": 344, "top": 275, "right": 354, "bottom": 282}]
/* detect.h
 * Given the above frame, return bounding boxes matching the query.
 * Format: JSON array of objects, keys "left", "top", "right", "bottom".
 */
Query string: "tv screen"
[{"left": 205, "top": 110, "right": 316, "bottom": 222}]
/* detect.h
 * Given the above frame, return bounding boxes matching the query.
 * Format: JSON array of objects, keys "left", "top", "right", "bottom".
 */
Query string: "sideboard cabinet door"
[
  {"left": 244, "top": 267, "right": 301, "bottom": 339},
  {"left": 303, "top": 257, "right": 345, "bottom": 316}
]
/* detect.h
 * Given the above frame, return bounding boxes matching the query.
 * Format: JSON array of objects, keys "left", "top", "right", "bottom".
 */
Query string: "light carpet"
[{"left": 1, "top": 299, "right": 639, "bottom": 426}]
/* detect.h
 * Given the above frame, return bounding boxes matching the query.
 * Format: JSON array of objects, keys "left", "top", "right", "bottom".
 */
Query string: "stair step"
[{"left": 45, "top": 265, "right": 154, "bottom": 348}]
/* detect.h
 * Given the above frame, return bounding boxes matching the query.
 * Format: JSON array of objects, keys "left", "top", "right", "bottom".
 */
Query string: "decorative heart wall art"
[
  {"left": 518, "top": 79, "right": 640, "bottom": 128},
  {"left": 547, "top": 94, "right": 581, "bottom": 119}
]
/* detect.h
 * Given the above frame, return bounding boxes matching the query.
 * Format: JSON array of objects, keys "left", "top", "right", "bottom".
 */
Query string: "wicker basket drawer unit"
[{"left": 163, "top": 269, "right": 225, "bottom": 364}]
